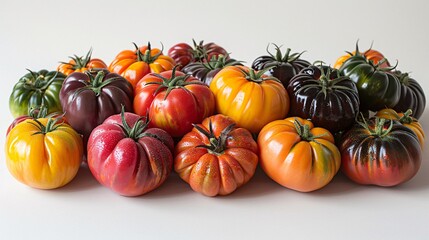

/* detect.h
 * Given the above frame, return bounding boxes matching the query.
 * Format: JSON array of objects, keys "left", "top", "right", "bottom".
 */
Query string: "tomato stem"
[
  {"left": 194, "top": 120, "right": 235, "bottom": 155},
  {"left": 116, "top": 106, "right": 150, "bottom": 141},
  {"left": 28, "top": 118, "right": 62, "bottom": 135}
]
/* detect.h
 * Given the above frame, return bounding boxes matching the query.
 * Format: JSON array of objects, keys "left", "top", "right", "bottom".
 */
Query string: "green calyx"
[
  {"left": 28, "top": 105, "right": 49, "bottom": 119},
  {"left": 399, "top": 109, "right": 414, "bottom": 124},
  {"left": 191, "top": 39, "right": 209, "bottom": 61},
  {"left": 194, "top": 120, "right": 235, "bottom": 155},
  {"left": 267, "top": 43, "right": 306, "bottom": 63},
  {"left": 133, "top": 42, "right": 163, "bottom": 63},
  {"left": 202, "top": 54, "right": 242, "bottom": 70},
  {"left": 293, "top": 118, "right": 326, "bottom": 141},
  {"left": 358, "top": 115, "right": 394, "bottom": 138},
  {"left": 83, "top": 70, "right": 121, "bottom": 96},
  {"left": 60, "top": 48, "right": 93, "bottom": 70},
  {"left": 145, "top": 66, "right": 206, "bottom": 100},
  {"left": 116, "top": 106, "right": 151, "bottom": 141},
  {"left": 23, "top": 69, "right": 60, "bottom": 91},
  {"left": 28, "top": 118, "right": 62, "bottom": 135},
  {"left": 240, "top": 66, "right": 280, "bottom": 83}
]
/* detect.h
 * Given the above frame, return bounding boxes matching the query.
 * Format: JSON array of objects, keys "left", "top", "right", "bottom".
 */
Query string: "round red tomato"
[
  {"left": 134, "top": 67, "right": 215, "bottom": 137},
  {"left": 87, "top": 109, "right": 174, "bottom": 196}
]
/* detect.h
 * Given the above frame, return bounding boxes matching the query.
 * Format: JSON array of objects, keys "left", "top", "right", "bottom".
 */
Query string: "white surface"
[{"left": 1, "top": 0, "right": 428, "bottom": 239}]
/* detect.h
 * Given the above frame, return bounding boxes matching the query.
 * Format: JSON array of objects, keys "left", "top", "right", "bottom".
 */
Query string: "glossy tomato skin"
[
  {"left": 339, "top": 54, "right": 400, "bottom": 111},
  {"left": 210, "top": 66, "right": 289, "bottom": 134},
  {"left": 287, "top": 65, "right": 360, "bottom": 133},
  {"left": 334, "top": 49, "right": 390, "bottom": 69},
  {"left": 174, "top": 114, "right": 258, "bottom": 196},
  {"left": 375, "top": 108, "right": 425, "bottom": 148},
  {"left": 252, "top": 44, "right": 310, "bottom": 88},
  {"left": 134, "top": 70, "right": 215, "bottom": 137},
  {"left": 5, "top": 118, "right": 83, "bottom": 189},
  {"left": 258, "top": 117, "right": 341, "bottom": 192},
  {"left": 109, "top": 43, "right": 175, "bottom": 88},
  {"left": 391, "top": 71, "right": 426, "bottom": 119},
  {"left": 59, "top": 70, "right": 134, "bottom": 146},
  {"left": 340, "top": 118, "right": 421, "bottom": 186},
  {"left": 168, "top": 40, "right": 228, "bottom": 70},
  {"left": 58, "top": 49, "right": 107, "bottom": 75},
  {"left": 9, "top": 70, "right": 66, "bottom": 118},
  {"left": 87, "top": 112, "right": 174, "bottom": 196}
]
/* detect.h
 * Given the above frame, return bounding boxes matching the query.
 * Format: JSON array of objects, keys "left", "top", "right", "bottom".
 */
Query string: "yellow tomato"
[
  {"left": 210, "top": 66, "right": 289, "bottom": 134},
  {"left": 5, "top": 118, "right": 83, "bottom": 189}
]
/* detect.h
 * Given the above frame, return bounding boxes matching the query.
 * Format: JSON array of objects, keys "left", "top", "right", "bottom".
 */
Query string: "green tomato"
[
  {"left": 339, "top": 54, "right": 400, "bottom": 111},
  {"left": 9, "top": 70, "right": 66, "bottom": 118}
]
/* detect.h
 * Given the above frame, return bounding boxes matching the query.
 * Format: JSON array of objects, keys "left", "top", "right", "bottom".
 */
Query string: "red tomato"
[
  {"left": 87, "top": 109, "right": 174, "bottom": 196},
  {"left": 134, "top": 68, "right": 215, "bottom": 137}
]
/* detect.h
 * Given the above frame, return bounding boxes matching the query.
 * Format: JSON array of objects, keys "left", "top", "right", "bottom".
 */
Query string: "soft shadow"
[
  {"left": 308, "top": 172, "right": 367, "bottom": 197},
  {"left": 56, "top": 165, "right": 100, "bottom": 192},
  {"left": 141, "top": 172, "right": 193, "bottom": 199}
]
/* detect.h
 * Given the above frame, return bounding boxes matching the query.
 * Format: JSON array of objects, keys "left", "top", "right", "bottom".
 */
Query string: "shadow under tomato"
[
  {"left": 138, "top": 172, "right": 194, "bottom": 199},
  {"left": 56, "top": 165, "right": 100, "bottom": 192}
]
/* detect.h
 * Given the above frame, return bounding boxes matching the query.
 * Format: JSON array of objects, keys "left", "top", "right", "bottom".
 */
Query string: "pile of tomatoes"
[{"left": 5, "top": 40, "right": 426, "bottom": 197}]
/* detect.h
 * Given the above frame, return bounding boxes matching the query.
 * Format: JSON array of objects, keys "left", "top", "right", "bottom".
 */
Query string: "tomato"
[
  {"left": 333, "top": 42, "right": 390, "bottom": 69},
  {"left": 258, "top": 117, "right": 341, "bottom": 192},
  {"left": 57, "top": 49, "right": 107, "bottom": 75},
  {"left": 252, "top": 43, "right": 310, "bottom": 88},
  {"left": 87, "top": 108, "right": 174, "bottom": 196},
  {"left": 390, "top": 71, "right": 426, "bottom": 119},
  {"left": 109, "top": 42, "right": 176, "bottom": 89},
  {"left": 134, "top": 68, "right": 215, "bottom": 137},
  {"left": 168, "top": 40, "right": 228, "bottom": 69},
  {"left": 287, "top": 65, "right": 360, "bottom": 133},
  {"left": 59, "top": 69, "right": 134, "bottom": 147},
  {"left": 339, "top": 51, "right": 400, "bottom": 111},
  {"left": 339, "top": 117, "right": 422, "bottom": 186},
  {"left": 182, "top": 54, "right": 243, "bottom": 86},
  {"left": 5, "top": 118, "right": 83, "bottom": 189},
  {"left": 210, "top": 66, "right": 289, "bottom": 134},
  {"left": 174, "top": 114, "right": 258, "bottom": 196},
  {"left": 375, "top": 108, "right": 425, "bottom": 148},
  {"left": 9, "top": 69, "right": 65, "bottom": 118},
  {"left": 6, "top": 105, "right": 66, "bottom": 136}
]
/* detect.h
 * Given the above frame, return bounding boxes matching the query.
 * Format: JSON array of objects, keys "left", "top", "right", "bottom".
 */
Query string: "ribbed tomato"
[
  {"left": 334, "top": 42, "right": 390, "bottom": 69},
  {"left": 210, "top": 66, "right": 289, "bottom": 134},
  {"left": 258, "top": 117, "right": 341, "bottom": 192},
  {"left": 58, "top": 49, "right": 107, "bottom": 75},
  {"left": 174, "top": 114, "right": 258, "bottom": 196}
]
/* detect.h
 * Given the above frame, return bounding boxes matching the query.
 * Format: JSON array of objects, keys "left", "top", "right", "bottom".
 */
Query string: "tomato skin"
[
  {"left": 87, "top": 112, "right": 174, "bottom": 196},
  {"left": 134, "top": 69, "right": 215, "bottom": 137},
  {"left": 334, "top": 49, "right": 390, "bottom": 69},
  {"left": 375, "top": 108, "right": 425, "bottom": 148},
  {"left": 174, "top": 114, "right": 258, "bottom": 196},
  {"left": 58, "top": 49, "right": 107, "bottom": 76},
  {"left": 258, "top": 117, "right": 341, "bottom": 192},
  {"left": 287, "top": 65, "right": 360, "bottom": 133},
  {"left": 339, "top": 118, "right": 421, "bottom": 186},
  {"left": 9, "top": 70, "right": 65, "bottom": 118},
  {"left": 210, "top": 66, "right": 289, "bottom": 134},
  {"left": 109, "top": 43, "right": 175, "bottom": 89},
  {"left": 5, "top": 118, "right": 83, "bottom": 189}
]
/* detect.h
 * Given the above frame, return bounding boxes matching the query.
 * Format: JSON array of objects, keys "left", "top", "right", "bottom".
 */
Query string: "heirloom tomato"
[
  {"left": 182, "top": 54, "right": 242, "bottom": 86},
  {"left": 174, "top": 114, "right": 258, "bottom": 197},
  {"left": 58, "top": 49, "right": 107, "bottom": 75},
  {"left": 390, "top": 71, "right": 426, "bottom": 119},
  {"left": 258, "top": 117, "right": 341, "bottom": 192},
  {"left": 340, "top": 117, "right": 421, "bottom": 186},
  {"left": 334, "top": 47, "right": 390, "bottom": 69},
  {"left": 9, "top": 69, "right": 65, "bottom": 118},
  {"left": 59, "top": 69, "right": 133, "bottom": 146},
  {"left": 168, "top": 39, "right": 229, "bottom": 70},
  {"left": 339, "top": 51, "right": 400, "bottom": 111},
  {"left": 287, "top": 65, "right": 360, "bottom": 133},
  {"left": 210, "top": 66, "right": 289, "bottom": 134},
  {"left": 109, "top": 42, "right": 175, "bottom": 88},
  {"left": 5, "top": 117, "right": 83, "bottom": 189},
  {"left": 134, "top": 67, "right": 215, "bottom": 137},
  {"left": 375, "top": 108, "right": 425, "bottom": 148},
  {"left": 87, "top": 108, "right": 174, "bottom": 196},
  {"left": 252, "top": 43, "right": 310, "bottom": 88}
]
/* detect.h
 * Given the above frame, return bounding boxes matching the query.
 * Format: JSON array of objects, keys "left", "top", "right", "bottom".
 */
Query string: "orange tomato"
[
  {"left": 210, "top": 66, "right": 289, "bottom": 134},
  {"left": 109, "top": 42, "right": 176, "bottom": 89},
  {"left": 334, "top": 48, "right": 389, "bottom": 69},
  {"left": 375, "top": 108, "right": 425, "bottom": 148},
  {"left": 58, "top": 49, "right": 107, "bottom": 75},
  {"left": 258, "top": 117, "right": 341, "bottom": 192}
]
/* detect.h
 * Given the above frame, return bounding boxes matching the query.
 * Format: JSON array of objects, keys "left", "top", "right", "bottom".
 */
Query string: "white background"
[{"left": 1, "top": 0, "right": 428, "bottom": 239}]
